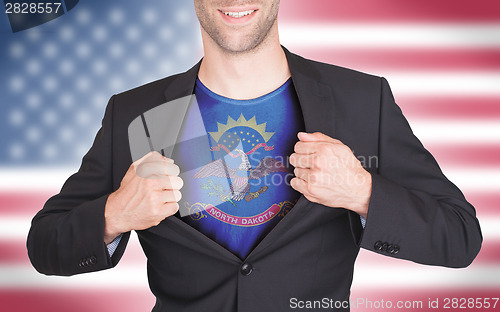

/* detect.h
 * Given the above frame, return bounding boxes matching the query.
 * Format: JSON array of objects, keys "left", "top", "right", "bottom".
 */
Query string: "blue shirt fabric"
[{"left": 175, "top": 78, "right": 305, "bottom": 259}]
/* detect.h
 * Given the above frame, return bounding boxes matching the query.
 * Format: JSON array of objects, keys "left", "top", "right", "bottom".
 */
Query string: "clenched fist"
[
  {"left": 289, "top": 132, "right": 371, "bottom": 218},
  {"left": 104, "top": 151, "right": 183, "bottom": 244}
]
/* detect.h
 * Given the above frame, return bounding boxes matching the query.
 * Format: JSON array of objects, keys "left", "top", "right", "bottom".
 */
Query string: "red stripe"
[
  {"left": 397, "top": 97, "right": 500, "bottom": 120},
  {"left": 466, "top": 193, "right": 500, "bottom": 216},
  {"left": 0, "top": 241, "right": 29, "bottom": 265},
  {"left": 350, "top": 289, "right": 500, "bottom": 312},
  {"left": 0, "top": 239, "right": 146, "bottom": 265},
  {"left": 474, "top": 241, "right": 500, "bottom": 265},
  {"left": 0, "top": 290, "right": 154, "bottom": 312},
  {"left": 280, "top": 0, "right": 500, "bottom": 22},
  {"left": 292, "top": 49, "right": 500, "bottom": 72},
  {"left": 0, "top": 192, "right": 49, "bottom": 215},
  {"left": 425, "top": 144, "right": 500, "bottom": 167},
  {"left": 0, "top": 289, "right": 498, "bottom": 312}
]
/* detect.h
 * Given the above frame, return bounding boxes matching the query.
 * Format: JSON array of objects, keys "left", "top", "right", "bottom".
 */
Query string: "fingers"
[
  {"left": 290, "top": 176, "right": 307, "bottom": 192},
  {"left": 141, "top": 151, "right": 175, "bottom": 165},
  {"left": 134, "top": 151, "right": 166, "bottom": 165},
  {"left": 160, "top": 176, "right": 184, "bottom": 191},
  {"left": 135, "top": 159, "right": 180, "bottom": 178},
  {"left": 289, "top": 153, "right": 316, "bottom": 169},
  {"left": 162, "top": 202, "right": 180, "bottom": 216},
  {"left": 157, "top": 189, "right": 182, "bottom": 203},
  {"left": 297, "top": 132, "right": 342, "bottom": 144},
  {"left": 290, "top": 177, "right": 317, "bottom": 202},
  {"left": 294, "top": 167, "right": 324, "bottom": 186},
  {"left": 293, "top": 167, "right": 309, "bottom": 181},
  {"left": 134, "top": 151, "right": 174, "bottom": 169},
  {"left": 294, "top": 139, "right": 342, "bottom": 155},
  {"left": 294, "top": 141, "right": 317, "bottom": 155},
  {"left": 141, "top": 175, "right": 183, "bottom": 192}
]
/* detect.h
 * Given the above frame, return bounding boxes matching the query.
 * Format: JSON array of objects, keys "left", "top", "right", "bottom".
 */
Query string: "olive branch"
[{"left": 200, "top": 178, "right": 236, "bottom": 207}]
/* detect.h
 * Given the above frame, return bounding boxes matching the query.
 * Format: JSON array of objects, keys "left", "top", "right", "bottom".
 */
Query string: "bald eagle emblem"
[{"left": 194, "top": 149, "right": 287, "bottom": 206}]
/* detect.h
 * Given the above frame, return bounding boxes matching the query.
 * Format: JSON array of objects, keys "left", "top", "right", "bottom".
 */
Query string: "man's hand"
[
  {"left": 289, "top": 132, "right": 371, "bottom": 218},
  {"left": 104, "top": 151, "right": 183, "bottom": 244}
]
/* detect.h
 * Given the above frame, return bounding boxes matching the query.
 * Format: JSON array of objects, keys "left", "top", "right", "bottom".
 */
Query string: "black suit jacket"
[{"left": 27, "top": 47, "right": 482, "bottom": 311}]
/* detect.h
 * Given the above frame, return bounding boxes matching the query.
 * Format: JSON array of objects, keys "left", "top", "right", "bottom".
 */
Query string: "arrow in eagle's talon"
[{"left": 245, "top": 186, "right": 269, "bottom": 202}]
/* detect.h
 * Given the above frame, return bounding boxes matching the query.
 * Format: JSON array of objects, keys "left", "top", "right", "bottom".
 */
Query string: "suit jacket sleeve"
[
  {"left": 356, "top": 77, "right": 482, "bottom": 268},
  {"left": 27, "top": 95, "right": 130, "bottom": 276}
]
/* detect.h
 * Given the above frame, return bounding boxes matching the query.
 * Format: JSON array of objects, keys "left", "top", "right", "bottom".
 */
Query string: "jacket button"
[
  {"left": 387, "top": 244, "right": 394, "bottom": 253},
  {"left": 374, "top": 241, "right": 383, "bottom": 251},
  {"left": 392, "top": 245, "right": 400, "bottom": 254},
  {"left": 381, "top": 242, "right": 389, "bottom": 252},
  {"left": 240, "top": 263, "right": 253, "bottom": 276},
  {"left": 89, "top": 256, "right": 97, "bottom": 265}
]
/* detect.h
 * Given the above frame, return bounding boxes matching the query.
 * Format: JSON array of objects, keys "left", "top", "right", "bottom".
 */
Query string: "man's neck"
[{"left": 197, "top": 29, "right": 291, "bottom": 100}]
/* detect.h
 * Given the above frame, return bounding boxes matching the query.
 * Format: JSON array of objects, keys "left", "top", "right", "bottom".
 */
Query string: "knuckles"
[
  {"left": 289, "top": 153, "right": 297, "bottom": 166},
  {"left": 165, "top": 202, "right": 179, "bottom": 215},
  {"left": 312, "top": 155, "right": 325, "bottom": 168},
  {"left": 305, "top": 182, "right": 320, "bottom": 198},
  {"left": 163, "top": 163, "right": 180, "bottom": 176},
  {"left": 172, "top": 176, "right": 184, "bottom": 189},
  {"left": 172, "top": 190, "right": 182, "bottom": 202},
  {"left": 134, "top": 160, "right": 180, "bottom": 179},
  {"left": 308, "top": 169, "right": 321, "bottom": 184},
  {"left": 316, "top": 143, "right": 332, "bottom": 155}
]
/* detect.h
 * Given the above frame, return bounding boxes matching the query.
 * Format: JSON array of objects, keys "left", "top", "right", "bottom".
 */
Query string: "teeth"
[{"left": 222, "top": 10, "right": 255, "bottom": 18}]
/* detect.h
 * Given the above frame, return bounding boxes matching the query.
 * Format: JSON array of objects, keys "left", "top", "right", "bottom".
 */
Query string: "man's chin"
[{"left": 216, "top": 34, "right": 268, "bottom": 55}]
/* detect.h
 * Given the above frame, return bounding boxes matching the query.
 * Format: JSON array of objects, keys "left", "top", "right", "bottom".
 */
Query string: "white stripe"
[
  {"left": 352, "top": 265, "right": 500, "bottom": 289},
  {"left": 0, "top": 265, "right": 148, "bottom": 290},
  {"left": 441, "top": 168, "right": 500, "bottom": 193},
  {"left": 2, "top": 127, "right": 500, "bottom": 191},
  {"left": 0, "top": 216, "right": 31, "bottom": 240},
  {"left": 280, "top": 23, "right": 500, "bottom": 48},
  {"left": 0, "top": 262, "right": 498, "bottom": 289},
  {"left": 410, "top": 119, "right": 500, "bottom": 145},
  {"left": 385, "top": 72, "right": 500, "bottom": 96},
  {"left": 0, "top": 166, "right": 500, "bottom": 195},
  {"left": 3, "top": 216, "right": 499, "bottom": 242},
  {"left": 0, "top": 167, "right": 77, "bottom": 191},
  {"left": 0, "top": 233, "right": 148, "bottom": 290}
]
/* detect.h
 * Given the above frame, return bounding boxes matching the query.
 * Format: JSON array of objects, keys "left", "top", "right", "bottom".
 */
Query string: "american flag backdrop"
[{"left": 0, "top": 0, "right": 499, "bottom": 311}]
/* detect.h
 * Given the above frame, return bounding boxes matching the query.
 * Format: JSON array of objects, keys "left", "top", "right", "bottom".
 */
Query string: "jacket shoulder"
[
  {"left": 108, "top": 71, "right": 194, "bottom": 129},
  {"left": 290, "top": 52, "right": 382, "bottom": 88}
]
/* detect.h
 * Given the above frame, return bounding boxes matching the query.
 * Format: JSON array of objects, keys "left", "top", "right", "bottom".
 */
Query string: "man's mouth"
[{"left": 220, "top": 10, "right": 256, "bottom": 18}]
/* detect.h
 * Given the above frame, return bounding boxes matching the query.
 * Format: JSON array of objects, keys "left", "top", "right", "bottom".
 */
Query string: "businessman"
[{"left": 28, "top": 1, "right": 482, "bottom": 311}]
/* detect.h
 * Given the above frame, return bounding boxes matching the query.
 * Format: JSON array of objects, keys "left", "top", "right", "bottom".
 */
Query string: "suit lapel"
[
  {"left": 284, "top": 47, "right": 336, "bottom": 136},
  {"left": 163, "top": 60, "right": 200, "bottom": 101}
]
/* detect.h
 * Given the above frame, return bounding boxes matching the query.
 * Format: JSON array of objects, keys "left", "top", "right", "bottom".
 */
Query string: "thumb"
[
  {"left": 297, "top": 132, "right": 340, "bottom": 143},
  {"left": 134, "top": 151, "right": 160, "bottom": 166}
]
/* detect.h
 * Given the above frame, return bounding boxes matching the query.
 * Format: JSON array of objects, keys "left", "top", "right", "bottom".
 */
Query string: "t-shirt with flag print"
[{"left": 173, "top": 77, "right": 305, "bottom": 260}]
